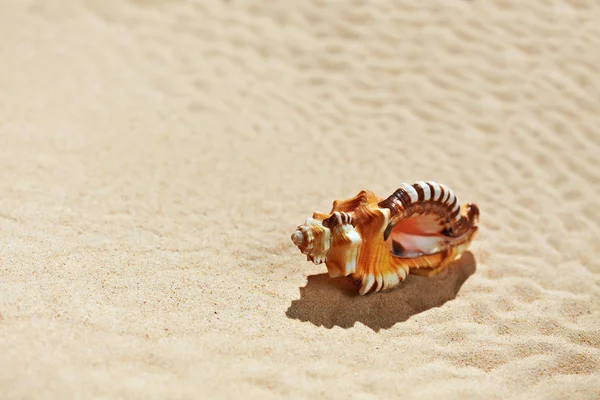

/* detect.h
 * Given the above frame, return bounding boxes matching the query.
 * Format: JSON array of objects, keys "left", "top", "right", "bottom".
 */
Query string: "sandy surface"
[{"left": 1, "top": 1, "right": 599, "bottom": 399}]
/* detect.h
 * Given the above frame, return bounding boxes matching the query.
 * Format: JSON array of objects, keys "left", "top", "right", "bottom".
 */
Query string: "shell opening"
[{"left": 388, "top": 214, "right": 449, "bottom": 258}]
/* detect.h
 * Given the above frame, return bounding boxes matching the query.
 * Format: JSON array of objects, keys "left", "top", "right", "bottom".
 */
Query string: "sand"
[{"left": 1, "top": 1, "right": 599, "bottom": 399}]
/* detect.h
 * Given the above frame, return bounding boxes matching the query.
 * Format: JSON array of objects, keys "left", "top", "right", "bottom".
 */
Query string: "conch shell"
[{"left": 290, "top": 181, "right": 479, "bottom": 295}]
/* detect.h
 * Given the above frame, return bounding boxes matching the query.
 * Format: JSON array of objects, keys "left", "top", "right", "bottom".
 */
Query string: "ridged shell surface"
[{"left": 290, "top": 182, "right": 480, "bottom": 295}]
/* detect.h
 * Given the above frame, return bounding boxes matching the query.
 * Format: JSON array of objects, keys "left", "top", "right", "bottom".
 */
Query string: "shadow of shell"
[{"left": 285, "top": 251, "right": 477, "bottom": 331}]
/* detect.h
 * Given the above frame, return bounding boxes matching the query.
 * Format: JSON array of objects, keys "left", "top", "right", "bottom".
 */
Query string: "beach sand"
[{"left": 1, "top": 1, "right": 599, "bottom": 398}]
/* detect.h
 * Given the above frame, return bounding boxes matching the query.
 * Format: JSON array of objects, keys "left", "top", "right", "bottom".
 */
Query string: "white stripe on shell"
[
  {"left": 400, "top": 183, "right": 419, "bottom": 203},
  {"left": 427, "top": 181, "right": 442, "bottom": 201},
  {"left": 333, "top": 212, "right": 342, "bottom": 226},
  {"left": 446, "top": 190, "right": 455, "bottom": 206},
  {"left": 440, "top": 184, "right": 450, "bottom": 203},
  {"left": 416, "top": 181, "right": 431, "bottom": 200},
  {"left": 453, "top": 200, "right": 461, "bottom": 220}
]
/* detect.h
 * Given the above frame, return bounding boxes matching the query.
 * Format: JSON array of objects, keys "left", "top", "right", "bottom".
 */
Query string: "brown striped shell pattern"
[{"left": 290, "top": 181, "right": 480, "bottom": 295}]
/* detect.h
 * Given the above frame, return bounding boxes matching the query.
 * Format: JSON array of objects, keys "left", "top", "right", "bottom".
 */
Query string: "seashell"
[{"left": 290, "top": 181, "right": 480, "bottom": 295}]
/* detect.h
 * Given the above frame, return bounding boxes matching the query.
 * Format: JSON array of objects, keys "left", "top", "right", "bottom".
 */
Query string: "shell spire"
[{"left": 290, "top": 182, "right": 480, "bottom": 295}]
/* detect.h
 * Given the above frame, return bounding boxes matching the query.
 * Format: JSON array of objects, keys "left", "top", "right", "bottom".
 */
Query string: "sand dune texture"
[{"left": 1, "top": 1, "right": 600, "bottom": 399}]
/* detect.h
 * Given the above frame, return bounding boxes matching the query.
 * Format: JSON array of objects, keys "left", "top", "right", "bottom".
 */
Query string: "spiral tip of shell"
[{"left": 291, "top": 230, "right": 305, "bottom": 247}]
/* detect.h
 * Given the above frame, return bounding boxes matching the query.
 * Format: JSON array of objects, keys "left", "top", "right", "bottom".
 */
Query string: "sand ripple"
[{"left": 0, "top": 0, "right": 599, "bottom": 398}]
